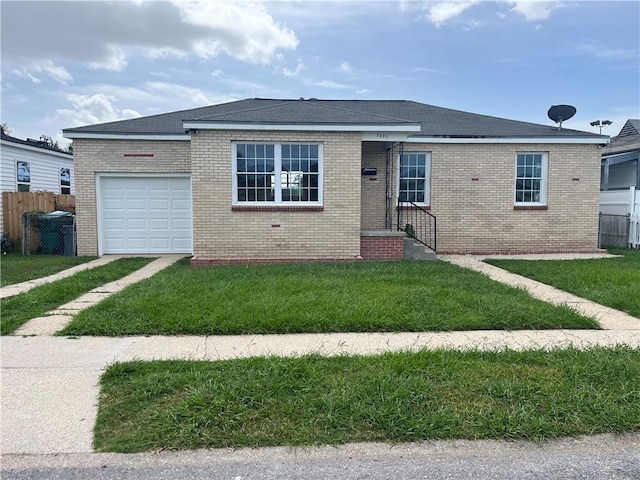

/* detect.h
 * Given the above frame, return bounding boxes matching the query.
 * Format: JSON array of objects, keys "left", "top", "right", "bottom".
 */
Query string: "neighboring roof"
[
  {"left": 1, "top": 131, "right": 72, "bottom": 156},
  {"left": 616, "top": 119, "right": 640, "bottom": 138},
  {"left": 603, "top": 119, "right": 640, "bottom": 156},
  {"left": 64, "top": 98, "right": 606, "bottom": 141}
]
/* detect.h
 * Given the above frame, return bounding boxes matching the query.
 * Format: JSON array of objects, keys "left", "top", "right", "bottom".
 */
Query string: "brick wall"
[
  {"left": 74, "top": 135, "right": 600, "bottom": 258},
  {"left": 72, "top": 139, "right": 191, "bottom": 255},
  {"left": 360, "top": 233, "right": 404, "bottom": 260},
  {"left": 191, "top": 130, "right": 362, "bottom": 261},
  {"left": 361, "top": 142, "right": 388, "bottom": 230},
  {"left": 360, "top": 142, "right": 601, "bottom": 253}
]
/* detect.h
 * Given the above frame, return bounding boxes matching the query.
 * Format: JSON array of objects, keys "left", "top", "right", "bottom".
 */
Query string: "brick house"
[{"left": 63, "top": 98, "right": 607, "bottom": 264}]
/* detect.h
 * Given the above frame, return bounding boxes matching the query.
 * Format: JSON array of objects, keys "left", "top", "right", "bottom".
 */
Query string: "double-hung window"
[
  {"left": 399, "top": 152, "right": 430, "bottom": 205},
  {"left": 233, "top": 143, "right": 322, "bottom": 205},
  {"left": 60, "top": 167, "right": 71, "bottom": 194},
  {"left": 17, "top": 161, "right": 30, "bottom": 192},
  {"left": 515, "top": 153, "right": 548, "bottom": 205}
]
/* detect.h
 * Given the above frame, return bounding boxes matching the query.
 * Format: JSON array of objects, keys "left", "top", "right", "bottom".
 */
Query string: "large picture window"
[
  {"left": 233, "top": 143, "right": 322, "bottom": 205},
  {"left": 399, "top": 152, "right": 430, "bottom": 205},
  {"left": 515, "top": 153, "right": 548, "bottom": 205}
]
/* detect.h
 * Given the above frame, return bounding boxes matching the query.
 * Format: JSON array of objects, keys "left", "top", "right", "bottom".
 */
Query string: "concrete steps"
[{"left": 403, "top": 238, "right": 437, "bottom": 261}]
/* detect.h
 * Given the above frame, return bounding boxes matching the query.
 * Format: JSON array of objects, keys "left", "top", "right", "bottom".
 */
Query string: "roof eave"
[
  {"left": 411, "top": 135, "right": 609, "bottom": 144},
  {"left": 0, "top": 138, "right": 73, "bottom": 157},
  {"left": 182, "top": 121, "right": 422, "bottom": 133},
  {"left": 63, "top": 132, "right": 190, "bottom": 141}
]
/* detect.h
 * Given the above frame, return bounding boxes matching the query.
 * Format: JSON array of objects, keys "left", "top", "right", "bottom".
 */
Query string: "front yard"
[
  {"left": 1, "top": 257, "right": 154, "bottom": 335},
  {"left": 59, "top": 259, "right": 597, "bottom": 336},
  {"left": 1, "top": 253, "right": 96, "bottom": 287},
  {"left": 95, "top": 347, "right": 640, "bottom": 452},
  {"left": 485, "top": 248, "right": 640, "bottom": 318}
]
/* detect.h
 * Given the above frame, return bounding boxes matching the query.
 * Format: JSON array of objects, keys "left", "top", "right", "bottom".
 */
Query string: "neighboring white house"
[
  {"left": 0, "top": 131, "right": 74, "bottom": 232},
  {"left": 600, "top": 119, "right": 639, "bottom": 215},
  {"left": 599, "top": 119, "right": 640, "bottom": 247}
]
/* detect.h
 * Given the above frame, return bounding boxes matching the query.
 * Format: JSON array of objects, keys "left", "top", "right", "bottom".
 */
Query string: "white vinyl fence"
[
  {"left": 630, "top": 186, "right": 640, "bottom": 248},
  {"left": 599, "top": 186, "right": 639, "bottom": 248}
]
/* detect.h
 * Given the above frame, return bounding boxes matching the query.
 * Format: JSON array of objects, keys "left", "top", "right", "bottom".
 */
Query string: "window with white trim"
[
  {"left": 399, "top": 152, "right": 430, "bottom": 205},
  {"left": 515, "top": 153, "right": 548, "bottom": 205},
  {"left": 17, "top": 161, "right": 30, "bottom": 192},
  {"left": 233, "top": 143, "right": 322, "bottom": 205}
]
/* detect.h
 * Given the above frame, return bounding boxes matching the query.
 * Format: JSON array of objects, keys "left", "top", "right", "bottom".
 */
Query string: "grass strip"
[
  {"left": 60, "top": 260, "right": 597, "bottom": 336},
  {"left": 485, "top": 248, "right": 640, "bottom": 318},
  {"left": 1, "top": 257, "right": 154, "bottom": 335},
  {"left": 95, "top": 347, "right": 640, "bottom": 453},
  {"left": 1, "top": 253, "right": 97, "bottom": 287}
]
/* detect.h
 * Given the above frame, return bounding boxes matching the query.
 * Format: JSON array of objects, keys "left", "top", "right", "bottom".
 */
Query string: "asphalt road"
[{"left": 3, "top": 434, "right": 639, "bottom": 480}]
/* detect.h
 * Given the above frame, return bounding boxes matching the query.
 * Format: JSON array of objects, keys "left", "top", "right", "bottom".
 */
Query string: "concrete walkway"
[
  {"left": 14, "top": 255, "right": 185, "bottom": 336},
  {"left": 1, "top": 252, "right": 638, "bottom": 459},
  {"left": 0, "top": 256, "right": 124, "bottom": 300},
  {"left": 441, "top": 254, "right": 640, "bottom": 330}
]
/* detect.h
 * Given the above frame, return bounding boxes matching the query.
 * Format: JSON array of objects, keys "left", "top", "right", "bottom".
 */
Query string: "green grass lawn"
[
  {"left": 1, "top": 253, "right": 97, "bottom": 287},
  {"left": 59, "top": 260, "right": 598, "bottom": 336},
  {"left": 485, "top": 248, "right": 640, "bottom": 318},
  {"left": 95, "top": 347, "right": 640, "bottom": 452},
  {"left": 1, "top": 257, "right": 154, "bottom": 335}
]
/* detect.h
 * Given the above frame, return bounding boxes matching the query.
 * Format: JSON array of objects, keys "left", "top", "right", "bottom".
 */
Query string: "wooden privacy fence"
[{"left": 2, "top": 192, "right": 75, "bottom": 240}]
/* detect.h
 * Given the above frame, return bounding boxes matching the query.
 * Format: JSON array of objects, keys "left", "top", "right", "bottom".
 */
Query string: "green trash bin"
[{"left": 38, "top": 211, "right": 73, "bottom": 254}]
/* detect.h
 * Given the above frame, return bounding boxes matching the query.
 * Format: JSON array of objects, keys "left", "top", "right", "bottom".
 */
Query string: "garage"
[{"left": 99, "top": 175, "right": 192, "bottom": 254}]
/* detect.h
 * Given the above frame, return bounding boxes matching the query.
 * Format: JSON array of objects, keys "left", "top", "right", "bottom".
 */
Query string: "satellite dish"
[{"left": 547, "top": 105, "right": 576, "bottom": 130}]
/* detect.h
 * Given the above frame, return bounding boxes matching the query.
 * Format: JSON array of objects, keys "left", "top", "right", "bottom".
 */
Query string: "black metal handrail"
[{"left": 397, "top": 201, "right": 437, "bottom": 253}]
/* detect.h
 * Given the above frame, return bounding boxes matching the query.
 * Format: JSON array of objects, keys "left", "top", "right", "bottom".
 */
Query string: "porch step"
[{"left": 403, "top": 238, "right": 437, "bottom": 261}]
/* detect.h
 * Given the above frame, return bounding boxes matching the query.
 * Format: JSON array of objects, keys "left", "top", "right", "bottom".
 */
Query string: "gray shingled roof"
[
  {"left": 63, "top": 98, "right": 603, "bottom": 138},
  {"left": 603, "top": 119, "right": 640, "bottom": 155},
  {"left": 1, "top": 131, "right": 72, "bottom": 156}
]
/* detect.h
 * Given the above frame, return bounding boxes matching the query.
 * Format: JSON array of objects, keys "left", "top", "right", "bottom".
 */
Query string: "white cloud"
[
  {"left": 54, "top": 93, "right": 142, "bottom": 129},
  {"left": 12, "top": 69, "right": 42, "bottom": 84},
  {"left": 11, "top": 60, "right": 72, "bottom": 85},
  {"left": 2, "top": 0, "right": 298, "bottom": 78},
  {"left": 413, "top": 67, "right": 445, "bottom": 74},
  {"left": 144, "top": 82, "right": 213, "bottom": 106},
  {"left": 283, "top": 61, "right": 305, "bottom": 77},
  {"left": 309, "top": 80, "right": 352, "bottom": 90},
  {"left": 88, "top": 46, "right": 128, "bottom": 71},
  {"left": 338, "top": 61, "right": 352, "bottom": 74},
  {"left": 577, "top": 43, "right": 639, "bottom": 61},
  {"left": 505, "top": 1, "right": 562, "bottom": 22},
  {"left": 423, "top": 1, "right": 480, "bottom": 26},
  {"left": 177, "top": 0, "right": 298, "bottom": 64},
  {"left": 409, "top": 0, "right": 563, "bottom": 26}
]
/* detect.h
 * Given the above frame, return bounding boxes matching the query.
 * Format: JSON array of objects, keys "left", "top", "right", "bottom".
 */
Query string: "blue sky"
[{"left": 1, "top": 0, "right": 638, "bottom": 146}]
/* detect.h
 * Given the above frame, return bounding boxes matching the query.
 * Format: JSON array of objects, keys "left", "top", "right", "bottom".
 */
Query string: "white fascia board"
[
  {"left": 0, "top": 139, "right": 73, "bottom": 158},
  {"left": 63, "top": 132, "right": 190, "bottom": 141},
  {"left": 404, "top": 136, "right": 609, "bottom": 144},
  {"left": 362, "top": 133, "right": 411, "bottom": 142},
  {"left": 183, "top": 121, "right": 422, "bottom": 132}
]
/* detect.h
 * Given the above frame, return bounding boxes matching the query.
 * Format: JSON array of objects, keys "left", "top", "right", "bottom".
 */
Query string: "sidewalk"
[{"left": 1, "top": 253, "right": 638, "bottom": 458}]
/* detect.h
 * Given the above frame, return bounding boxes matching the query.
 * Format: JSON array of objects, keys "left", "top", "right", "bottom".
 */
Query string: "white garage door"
[{"left": 100, "top": 176, "right": 192, "bottom": 254}]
